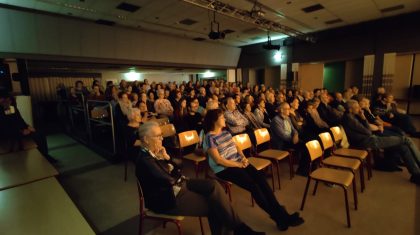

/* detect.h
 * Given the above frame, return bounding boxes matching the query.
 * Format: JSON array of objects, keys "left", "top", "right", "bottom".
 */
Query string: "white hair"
[{"left": 138, "top": 121, "right": 159, "bottom": 142}]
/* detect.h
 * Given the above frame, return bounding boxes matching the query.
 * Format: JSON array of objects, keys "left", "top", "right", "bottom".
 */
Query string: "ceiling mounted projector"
[
  {"left": 262, "top": 32, "right": 280, "bottom": 50},
  {"left": 208, "top": 11, "right": 225, "bottom": 40},
  {"left": 208, "top": 31, "right": 225, "bottom": 40}
]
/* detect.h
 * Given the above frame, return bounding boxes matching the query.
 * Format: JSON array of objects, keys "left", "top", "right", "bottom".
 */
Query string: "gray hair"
[
  {"left": 138, "top": 121, "right": 159, "bottom": 142},
  {"left": 127, "top": 108, "right": 140, "bottom": 121}
]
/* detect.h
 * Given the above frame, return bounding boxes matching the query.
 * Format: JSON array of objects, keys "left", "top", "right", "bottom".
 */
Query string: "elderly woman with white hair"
[{"left": 135, "top": 122, "right": 264, "bottom": 235}]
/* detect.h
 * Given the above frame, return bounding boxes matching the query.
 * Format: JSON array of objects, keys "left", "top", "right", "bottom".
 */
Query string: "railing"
[
  {"left": 67, "top": 94, "right": 89, "bottom": 144},
  {"left": 86, "top": 100, "right": 117, "bottom": 156}
]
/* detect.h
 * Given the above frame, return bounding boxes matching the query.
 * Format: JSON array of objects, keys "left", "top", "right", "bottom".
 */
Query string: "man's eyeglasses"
[{"left": 149, "top": 133, "right": 163, "bottom": 139}]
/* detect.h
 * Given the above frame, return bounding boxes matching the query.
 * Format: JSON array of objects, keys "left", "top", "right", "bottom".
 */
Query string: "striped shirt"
[{"left": 204, "top": 130, "right": 242, "bottom": 173}]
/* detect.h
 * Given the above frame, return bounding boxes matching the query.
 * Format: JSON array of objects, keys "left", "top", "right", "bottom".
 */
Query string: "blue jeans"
[{"left": 367, "top": 135, "right": 420, "bottom": 175}]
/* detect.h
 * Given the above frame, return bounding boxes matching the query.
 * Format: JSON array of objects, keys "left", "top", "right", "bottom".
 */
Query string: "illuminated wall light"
[
  {"left": 273, "top": 51, "right": 283, "bottom": 62},
  {"left": 202, "top": 70, "right": 216, "bottom": 78},
  {"left": 124, "top": 71, "right": 140, "bottom": 81}
]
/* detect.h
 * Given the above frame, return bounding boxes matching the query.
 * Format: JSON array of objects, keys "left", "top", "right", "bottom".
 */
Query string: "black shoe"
[
  {"left": 234, "top": 223, "right": 265, "bottom": 235},
  {"left": 288, "top": 212, "right": 305, "bottom": 227},
  {"left": 276, "top": 222, "right": 289, "bottom": 231}
]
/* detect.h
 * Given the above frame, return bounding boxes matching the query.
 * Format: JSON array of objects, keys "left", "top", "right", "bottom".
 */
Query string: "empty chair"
[
  {"left": 178, "top": 130, "right": 206, "bottom": 177},
  {"left": 254, "top": 128, "right": 292, "bottom": 190},
  {"left": 330, "top": 126, "right": 372, "bottom": 179},
  {"left": 232, "top": 133, "right": 274, "bottom": 190},
  {"left": 300, "top": 140, "right": 357, "bottom": 228},
  {"left": 136, "top": 180, "right": 204, "bottom": 235},
  {"left": 319, "top": 132, "right": 366, "bottom": 192}
]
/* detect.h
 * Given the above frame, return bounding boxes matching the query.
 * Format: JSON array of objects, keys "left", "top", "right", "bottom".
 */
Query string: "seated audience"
[
  {"left": 253, "top": 99, "right": 271, "bottom": 128},
  {"left": 154, "top": 89, "right": 174, "bottom": 117},
  {"left": 288, "top": 98, "right": 305, "bottom": 133},
  {"left": 224, "top": 97, "right": 249, "bottom": 135},
  {"left": 0, "top": 90, "right": 56, "bottom": 163},
  {"left": 203, "top": 109, "right": 304, "bottom": 231},
  {"left": 271, "top": 102, "right": 308, "bottom": 175},
  {"left": 135, "top": 122, "right": 264, "bottom": 235},
  {"left": 343, "top": 100, "right": 420, "bottom": 185},
  {"left": 185, "top": 98, "right": 203, "bottom": 133}
]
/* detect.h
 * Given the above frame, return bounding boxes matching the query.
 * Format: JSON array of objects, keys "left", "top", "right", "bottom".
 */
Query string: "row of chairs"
[{"left": 134, "top": 124, "right": 373, "bottom": 234}]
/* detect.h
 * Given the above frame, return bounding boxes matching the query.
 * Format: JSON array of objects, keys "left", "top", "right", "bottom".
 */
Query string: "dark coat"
[{"left": 135, "top": 149, "right": 182, "bottom": 213}]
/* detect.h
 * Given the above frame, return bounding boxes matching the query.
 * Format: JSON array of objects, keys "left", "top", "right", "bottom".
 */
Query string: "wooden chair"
[
  {"left": 136, "top": 180, "right": 204, "bottom": 235},
  {"left": 178, "top": 130, "right": 206, "bottom": 177},
  {"left": 330, "top": 126, "right": 373, "bottom": 179},
  {"left": 300, "top": 140, "right": 357, "bottom": 228},
  {"left": 232, "top": 133, "right": 274, "bottom": 191},
  {"left": 319, "top": 132, "right": 366, "bottom": 192},
  {"left": 254, "top": 128, "right": 292, "bottom": 190},
  {"left": 148, "top": 117, "right": 170, "bottom": 126}
]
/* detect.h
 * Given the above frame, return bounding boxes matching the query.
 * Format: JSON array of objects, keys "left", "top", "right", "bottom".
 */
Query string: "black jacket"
[
  {"left": 135, "top": 149, "right": 182, "bottom": 213},
  {"left": 0, "top": 104, "right": 28, "bottom": 138},
  {"left": 342, "top": 113, "right": 371, "bottom": 148}
]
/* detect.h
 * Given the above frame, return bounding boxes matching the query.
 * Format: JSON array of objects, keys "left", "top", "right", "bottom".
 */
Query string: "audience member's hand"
[
  {"left": 156, "top": 146, "right": 170, "bottom": 160},
  {"left": 241, "top": 157, "right": 249, "bottom": 168},
  {"left": 28, "top": 126, "right": 36, "bottom": 132},
  {"left": 378, "top": 125, "right": 384, "bottom": 133},
  {"left": 388, "top": 113, "right": 394, "bottom": 119}
]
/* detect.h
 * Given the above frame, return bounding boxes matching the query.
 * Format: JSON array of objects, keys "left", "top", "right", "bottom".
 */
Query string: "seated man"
[
  {"left": 135, "top": 122, "right": 264, "bottom": 235},
  {"left": 343, "top": 100, "right": 420, "bottom": 185},
  {"left": 271, "top": 102, "right": 308, "bottom": 176},
  {"left": 317, "top": 92, "right": 343, "bottom": 127},
  {"left": 0, "top": 90, "right": 56, "bottom": 163},
  {"left": 224, "top": 97, "right": 249, "bottom": 135}
]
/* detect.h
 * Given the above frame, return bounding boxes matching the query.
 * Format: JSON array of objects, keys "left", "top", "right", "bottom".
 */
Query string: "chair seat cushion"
[
  {"left": 258, "top": 149, "right": 289, "bottom": 160},
  {"left": 334, "top": 148, "right": 368, "bottom": 160},
  {"left": 322, "top": 156, "right": 361, "bottom": 170},
  {"left": 310, "top": 168, "right": 354, "bottom": 187},
  {"left": 183, "top": 153, "right": 206, "bottom": 162},
  {"left": 145, "top": 209, "right": 185, "bottom": 220},
  {"left": 248, "top": 157, "right": 271, "bottom": 170}
]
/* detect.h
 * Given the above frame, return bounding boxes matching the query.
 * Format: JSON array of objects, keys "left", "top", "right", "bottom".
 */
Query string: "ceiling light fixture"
[
  {"left": 250, "top": 1, "right": 265, "bottom": 18},
  {"left": 182, "top": 0, "right": 315, "bottom": 42}
]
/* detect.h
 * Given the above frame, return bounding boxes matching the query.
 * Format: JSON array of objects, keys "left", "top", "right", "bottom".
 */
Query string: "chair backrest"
[
  {"left": 318, "top": 132, "right": 334, "bottom": 150},
  {"left": 330, "top": 126, "right": 343, "bottom": 142},
  {"left": 254, "top": 128, "right": 270, "bottom": 145},
  {"left": 232, "top": 133, "right": 252, "bottom": 151},
  {"left": 305, "top": 140, "right": 323, "bottom": 162},
  {"left": 148, "top": 117, "right": 169, "bottom": 126},
  {"left": 161, "top": 124, "right": 176, "bottom": 138},
  {"left": 178, "top": 130, "right": 200, "bottom": 148}
]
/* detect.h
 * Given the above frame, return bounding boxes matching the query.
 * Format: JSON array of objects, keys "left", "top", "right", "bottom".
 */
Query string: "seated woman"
[
  {"left": 253, "top": 99, "right": 271, "bottom": 128},
  {"left": 203, "top": 109, "right": 304, "bottom": 231},
  {"left": 135, "top": 122, "right": 264, "bottom": 235},
  {"left": 288, "top": 98, "right": 305, "bottom": 133},
  {"left": 173, "top": 98, "right": 189, "bottom": 133},
  {"left": 125, "top": 108, "right": 144, "bottom": 160}
]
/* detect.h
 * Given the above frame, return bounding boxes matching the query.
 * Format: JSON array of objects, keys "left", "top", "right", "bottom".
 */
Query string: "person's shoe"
[
  {"left": 234, "top": 223, "right": 265, "bottom": 235},
  {"left": 275, "top": 219, "right": 289, "bottom": 231},
  {"left": 288, "top": 212, "right": 305, "bottom": 227}
]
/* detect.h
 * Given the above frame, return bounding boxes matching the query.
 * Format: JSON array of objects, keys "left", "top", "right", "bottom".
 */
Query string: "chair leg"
[
  {"left": 174, "top": 221, "right": 183, "bottom": 235},
  {"left": 360, "top": 166, "right": 365, "bottom": 193},
  {"left": 226, "top": 184, "right": 232, "bottom": 202},
  {"left": 312, "top": 181, "right": 319, "bottom": 196},
  {"left": 195, "top": 162, "right": 199, "bottom": 178},
  {"left": 271, "top": 165, "right": 275, "bottom": 192},
  {"left": 300, "top": 177, "right": 311, "bottom": 210},
  {"left": 367, "top": 152, "right": 373, "bottom": 180},
  {"left": 199, "top": 217, "right": 205, "bottom": 235},
  {"left": 288, "top": 154, "right": 294, "bottom": 179},
  {"left": 276, "top": 161, "right": 281, "bottom": 190},
  {"left": 343, "top": 187, "right": 351, "bottom": 228},
  {"left": 352, "top": 178, "right": 358, "bottom": 210},
  {"left": 138, "top": 216, "right": 143, "bottom": 235}
]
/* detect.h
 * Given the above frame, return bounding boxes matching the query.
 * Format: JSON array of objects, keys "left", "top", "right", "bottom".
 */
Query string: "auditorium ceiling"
[{"left": 1, "top": 0, "right": 420, "bottom": 46}]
